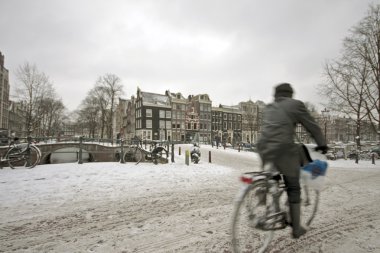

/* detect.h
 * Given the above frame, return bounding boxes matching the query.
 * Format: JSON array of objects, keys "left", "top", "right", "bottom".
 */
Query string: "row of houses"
[
  {"left": 115, "top": 88, "right": 265, "bottom": 145},
  {"left": 114, "top": 88, "right": 380, "bottom": 146}
]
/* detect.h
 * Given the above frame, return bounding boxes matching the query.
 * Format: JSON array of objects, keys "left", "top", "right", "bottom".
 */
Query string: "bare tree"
[
  {"left": 41, "top": 98, "right": 66, "bottom": 137},
  {"left": 77, "top": 95, "right": 100, "bottom": 138},
  {"left": 76, "top": 74, "right": 123, "bottom": 140},
  {"left": 352, "top": 4, "right": 380, "bottom": 135},
  {"left": 95, "top": 74, "right": 124, "bottom": 140},
  {"left": 90, "top": 85, "right": 113, "bottom": 139},
  {"left": 15, "top": 62, "right": 56, "bottom": 136},
  {"left": 319, "top": 3, "right": 380, "bottom": 144}
]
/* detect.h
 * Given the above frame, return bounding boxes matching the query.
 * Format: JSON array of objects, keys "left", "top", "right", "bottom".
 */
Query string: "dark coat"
[{"left": 257, "top": 97, "right": 326, "bottom": 177}]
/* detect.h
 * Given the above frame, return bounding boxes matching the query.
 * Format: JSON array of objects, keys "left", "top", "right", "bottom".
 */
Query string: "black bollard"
[
  {"left": 78, "top": 136, "right": 83, "bottom": 164},
  {"left": 171, "top": 143, "right": 175, "bottom": 163},
  {"left": 120, "top": 139, "right": 125, "bottom": 164}
]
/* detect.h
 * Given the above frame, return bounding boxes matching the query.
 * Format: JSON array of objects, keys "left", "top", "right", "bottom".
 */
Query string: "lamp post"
[{"left": 321, "top": 108, "right": 330, "bottom": 143}]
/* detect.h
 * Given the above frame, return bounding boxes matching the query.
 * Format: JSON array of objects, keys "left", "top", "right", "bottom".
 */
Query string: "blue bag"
[{"left": 300, "top": 159, "right": 328, "bottom": 190}]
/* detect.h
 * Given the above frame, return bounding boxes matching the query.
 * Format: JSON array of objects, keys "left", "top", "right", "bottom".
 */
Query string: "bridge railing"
[
  {"left": 0, "top": 135, "right": 201, "bottom": 166},
  {"left": 0, "top": 136, "right": 176, "bottom": 165}
]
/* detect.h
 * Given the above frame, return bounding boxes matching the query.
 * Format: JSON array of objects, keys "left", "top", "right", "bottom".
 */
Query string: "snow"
[{"left": 0, "top": 144, "right": 380, "bottom": 252}]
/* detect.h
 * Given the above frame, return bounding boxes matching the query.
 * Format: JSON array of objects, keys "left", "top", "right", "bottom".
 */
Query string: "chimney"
[{"left": 0, "top": 52, "right": 4, "bottom": 69}]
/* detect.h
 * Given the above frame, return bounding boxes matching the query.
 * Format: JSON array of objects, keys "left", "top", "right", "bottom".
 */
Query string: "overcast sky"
[{"left": 0, "top": 0, "right": 376, "bottom": 111}]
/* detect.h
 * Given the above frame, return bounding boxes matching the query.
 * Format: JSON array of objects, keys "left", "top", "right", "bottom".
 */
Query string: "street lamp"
[{"left": 321, "top": 108, "right": 330, "bottom": 143}]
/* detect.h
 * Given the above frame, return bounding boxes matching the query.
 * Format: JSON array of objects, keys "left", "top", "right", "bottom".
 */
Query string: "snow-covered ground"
[{"left": 0, "top": 144, "right": 379, "bottom": 253}]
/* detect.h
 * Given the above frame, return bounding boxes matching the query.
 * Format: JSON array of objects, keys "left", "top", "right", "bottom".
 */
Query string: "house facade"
[
  {"left": 0, "top": 52, "right": 10, "bottom": 131},
  {"left": 191, "top": 94, "right": 212, "bottom": 144},
  {"left": 239, "top": 100, "right": 260, "bottom": 143},
  {"left": 166, "top": 90, "right": 187, "bottom": 142},
  {"left": 135, "top": 88, "right": 172, "bottom": 141},
  {"left": 212, "top": 104, "right": 242, "bottom": 145}
]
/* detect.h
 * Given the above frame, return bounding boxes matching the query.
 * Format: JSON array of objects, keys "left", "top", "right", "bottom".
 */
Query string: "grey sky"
[{"left": 0, "top": 0, "right": 376, "bottom": 111}]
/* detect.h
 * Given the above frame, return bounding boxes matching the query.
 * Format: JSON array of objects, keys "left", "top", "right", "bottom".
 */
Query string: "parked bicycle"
[
  {"left": 231, "top": 155, "right": 325, "bottom": 253},
  {"left": 143, "top": 146, "right": 167, "bottom": 165},
  {"left": 1, "top": 136, "right": 41, "bottom": 169}
]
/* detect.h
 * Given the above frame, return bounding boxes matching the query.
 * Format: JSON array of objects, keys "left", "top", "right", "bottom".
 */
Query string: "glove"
[{"left": 315, "top": 145, "right": 328, "bottom": 154}]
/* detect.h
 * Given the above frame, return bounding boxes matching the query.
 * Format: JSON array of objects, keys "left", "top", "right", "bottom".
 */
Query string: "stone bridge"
[{"left": 0, "top": 142, "right": 169, "bottom": 165}]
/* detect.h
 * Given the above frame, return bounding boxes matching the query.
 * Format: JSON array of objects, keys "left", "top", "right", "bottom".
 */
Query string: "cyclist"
[
  {"left": 191, "top": 143, "right": 201, "bottom": 163},
  {"left": 257, "top": 83, "right": 328, "bottom": 238}
]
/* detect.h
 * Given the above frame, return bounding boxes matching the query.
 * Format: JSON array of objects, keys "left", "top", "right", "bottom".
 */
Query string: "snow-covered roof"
[
  {"left": 215, "top": 104, "right": 241, "bottom": 113},
  {"left": 141, "top": 91, "right": 171, "bottom": 108}
]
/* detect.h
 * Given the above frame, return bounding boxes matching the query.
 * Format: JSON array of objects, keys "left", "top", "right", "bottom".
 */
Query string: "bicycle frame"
[{"left": 239, "top": 172, "right": 288, "bottom": 231}]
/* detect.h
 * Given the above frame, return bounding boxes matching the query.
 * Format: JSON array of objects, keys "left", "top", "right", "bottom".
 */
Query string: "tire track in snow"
[{"left": 271, "top": 210, "right": 380, "bottom": 253}]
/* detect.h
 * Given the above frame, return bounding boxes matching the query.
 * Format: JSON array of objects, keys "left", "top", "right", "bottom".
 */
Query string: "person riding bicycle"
[
  {"left": 257, "top": 83, "right": 328, "bottom": 239},
  {"left": 191, "top": 143, "right": 201, "bottom": 162}
]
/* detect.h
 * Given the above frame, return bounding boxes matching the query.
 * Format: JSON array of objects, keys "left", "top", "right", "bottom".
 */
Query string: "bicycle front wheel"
[
  {"left": 301, "top": 184, "right": 320, "bottom": 227},
  {"left": 134, "top": 147, "right": 143, "bottom": 165},
  {"left": 7, "top": 146, "right": 41, "bottom": 169},
  {"left": 231, "top": 181, "right": 274, "bottom": 253}
]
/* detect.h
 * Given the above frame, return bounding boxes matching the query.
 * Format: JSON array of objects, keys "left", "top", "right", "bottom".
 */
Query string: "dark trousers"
[{"left": 283, "top": 175, "right": 301, "bottom": 204}]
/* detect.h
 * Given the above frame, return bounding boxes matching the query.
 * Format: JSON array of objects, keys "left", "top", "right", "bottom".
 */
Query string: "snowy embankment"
[{"left": 0, "top": 144, "right": 379, "bottom": 253}]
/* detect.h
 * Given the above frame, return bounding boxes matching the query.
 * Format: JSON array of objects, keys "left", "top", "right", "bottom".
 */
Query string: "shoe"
[
  {"left": 254, "top": 216, "right": 267, "bottom": 230},
  {"left": 289, "top": 203, "right": 307, "bottom": 238}
]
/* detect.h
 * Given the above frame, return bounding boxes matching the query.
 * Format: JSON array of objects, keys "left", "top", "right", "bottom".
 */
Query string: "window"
[
  {"left": 172, "top": 124, "right": 176, "bottom": 129},
  {"left": 223, "top": 113, "right": 227, "bottom": 120},
  {"left": 146, "top": 109, "right": 152, "bottom": 117},
  {"left": 159, "top": 120, "right": 165, "bottom": 128},
  {"left": 147, "top": 131, "right": 151, "bottom": 140},
  {"left": 177, "top": 124, "right": 180, "bottom": 128},
  {"left": 159, "top": 110, "right": 165, "bottom": 118},
  {"left": 194, "top": 123, "right": 197, "bottom": 130},
  {"left": 146, "top": 120, "right": 152, "bottom": 128},
  {"left": 229, "top": 122, "right": 232, "bottom": 130},
  {"left": 228, "top": 114, "right": 232, "bottom": 120},
  {"left": 166, "top": 121, "right": 171, "bottom": 129},
  {"left": 166, "top": 111, "right": 171, "bottom": 118},
  {"left": 238, "top": 115, "right": 241, "bottom": 121},
  {"left": 223, "top": 122, "right": 227, "bottom": 130}
]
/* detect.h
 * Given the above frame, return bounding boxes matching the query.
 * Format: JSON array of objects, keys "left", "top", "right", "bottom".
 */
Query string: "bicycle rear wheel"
[
  {"left": 7, "top": 146, "right": 41, "bottom": 169},
  {"left": 134, "top": 147, "right": 143, "bottom": 165},
  {"left": 231, "top": 181, "right": 274, "bottom": 253},
  {"left": 301, "top": 184, "right": 320, "bottom": 226}
]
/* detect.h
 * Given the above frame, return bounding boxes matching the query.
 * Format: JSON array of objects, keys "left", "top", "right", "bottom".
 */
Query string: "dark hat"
[{"left": 274, "top": 83, "right": 293, "bottom": 98}]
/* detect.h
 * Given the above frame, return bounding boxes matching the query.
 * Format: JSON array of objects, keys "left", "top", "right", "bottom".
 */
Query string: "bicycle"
[
  {"left": 1, "top": 136, "right": 42, "bottom": 169},
  {"left": 231, "top": 162, "right": 321, "bottom": 253}
]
